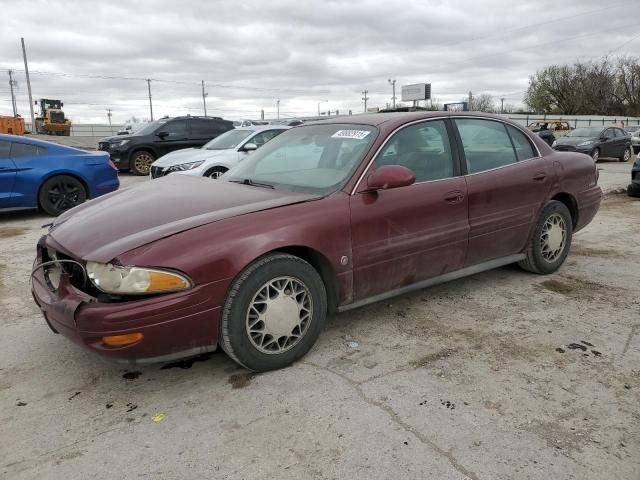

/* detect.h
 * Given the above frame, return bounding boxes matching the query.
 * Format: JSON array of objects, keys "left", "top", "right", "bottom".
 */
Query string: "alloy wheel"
[
  {"left": 47, "top": 180, "right": 81, "bottom": 211},
  {"left": 134, "top": 153, "right": 154, "bottom": 175},
  {"left": 245, "top": 276, "right": 313, "bottom": 354},
  {"left": 592, "top": 149, "right": 599, "bottom": 162}
]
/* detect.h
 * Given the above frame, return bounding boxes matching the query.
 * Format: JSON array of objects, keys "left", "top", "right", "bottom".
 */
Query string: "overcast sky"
[{"left": 1, "top": 0, "right": 638, "bottom": 124}]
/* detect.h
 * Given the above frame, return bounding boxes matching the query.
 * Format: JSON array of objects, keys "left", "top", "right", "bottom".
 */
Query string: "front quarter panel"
[{"left": 116, "top": 192, "right": 354, "bottom": 307}]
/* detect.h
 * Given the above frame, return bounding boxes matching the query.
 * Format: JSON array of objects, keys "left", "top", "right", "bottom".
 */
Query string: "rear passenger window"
[
  {"left": 507, "top": 125, "right": 536, "bottom": 160},
  {"left": 0, "top": 141, "right": 10, "bottom": 158},
  {"left": 10, "top": 143, "right": 39, "bottom": 158},
  {"left": 454, "top": 119, "right": 517, "bottom": 174},
  {"left": 375, "top": 120, "right": 454, "bottom": 182}
]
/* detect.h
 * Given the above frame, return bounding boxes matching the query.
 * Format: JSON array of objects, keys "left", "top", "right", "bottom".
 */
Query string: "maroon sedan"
[{"left": 31, "top": 112, "right": 602, "bottom": 371}]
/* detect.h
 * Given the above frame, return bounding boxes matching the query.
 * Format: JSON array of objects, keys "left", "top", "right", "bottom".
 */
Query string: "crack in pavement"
[
  {"left": 621, "top": 325, "right": 638, "bottom": 359},
  {"left": 303, "top": 361, "right": 481, "bottom": 480}
]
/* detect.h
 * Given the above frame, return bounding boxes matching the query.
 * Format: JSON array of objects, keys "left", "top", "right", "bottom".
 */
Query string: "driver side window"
[{"left": 374, "top": 120, "right": 454, "bottom": 182}]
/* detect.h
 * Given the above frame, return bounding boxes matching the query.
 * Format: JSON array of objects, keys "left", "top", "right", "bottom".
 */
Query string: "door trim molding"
[{"left": 337, "top": 254, "right": 525, "bottom": 312}]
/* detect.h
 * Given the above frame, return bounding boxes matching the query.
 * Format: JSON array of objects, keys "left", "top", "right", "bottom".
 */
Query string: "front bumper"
[{"left": 31, "top": 242, "right": 221, "bottom": 364}]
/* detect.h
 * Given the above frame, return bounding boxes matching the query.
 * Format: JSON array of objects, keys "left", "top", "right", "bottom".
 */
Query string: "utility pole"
[
  {"left": 276, "top": 99, "right": 280, "bottom": 120},
  {"left": 388, "top": 79, "right": 396, "bottom": 109},
  {"left": 146, "top": 79, "right": 154, "bottom": 121},
  {"left": 361, "top": 89, "right": 369, "bottom": 112},
  {"left": 106, "top": 109, "right": 112, "bottom": 132},
  {"left": 201, "top": 80, "right": 208, "bottom": 116},
  {"left": 8, "top": 70, "right": 18, "bottom": 117},
  {"left": 501, "top": 98, "right": 505, "bottom": 114},
  {"left": 21, "top": 38, "right": 35, "bottom": 131},
  {"left": 468, "top": 91, "right": 473, "bottom": 111}
]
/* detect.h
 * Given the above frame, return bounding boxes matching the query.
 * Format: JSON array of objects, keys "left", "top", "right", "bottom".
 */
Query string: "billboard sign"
[{"left": 401, "top": 83, "right": 431, "bottom": 101}]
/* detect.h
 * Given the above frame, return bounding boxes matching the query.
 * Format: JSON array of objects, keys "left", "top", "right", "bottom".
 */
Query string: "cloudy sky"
[{"left": 1, "top": 0, "right": 638, "bottom": 124}]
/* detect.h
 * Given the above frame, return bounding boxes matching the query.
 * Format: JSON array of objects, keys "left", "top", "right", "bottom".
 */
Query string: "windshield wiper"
[{"left": 228, "top": 178, "right": 275, "bottom": 189}]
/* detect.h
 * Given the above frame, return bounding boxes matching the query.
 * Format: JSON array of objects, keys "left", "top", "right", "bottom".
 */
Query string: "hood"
[
  {"left": 49, "top": 175, "right": 319, "bottom": 262},
  {"left": 555, "top": 136, "right": 598, "bottom": 147},
  {"left": 152, "top": 147, "right": 232, "bottom": 167}
]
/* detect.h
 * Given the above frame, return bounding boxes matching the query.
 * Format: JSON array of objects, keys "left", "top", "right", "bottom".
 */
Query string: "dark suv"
[{"left": 98, "top": 116, "right": 234, "bottom": 175}]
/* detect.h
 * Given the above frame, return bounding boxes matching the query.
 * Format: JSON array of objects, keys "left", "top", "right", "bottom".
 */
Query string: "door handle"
[
  {"left": 444, "top": 191, "right": 464, "bottom": 204},
  {"left": 532, "top": 172, "right": 547, "bottom": 181}
]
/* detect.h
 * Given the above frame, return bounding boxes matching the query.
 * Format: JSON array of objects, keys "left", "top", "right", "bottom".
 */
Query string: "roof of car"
[
  {"left": 234, "top": 125, "right": 290, "bottom": 131},
  {"left": 305, "top": 111, "right": 517, "bottom": 128}
]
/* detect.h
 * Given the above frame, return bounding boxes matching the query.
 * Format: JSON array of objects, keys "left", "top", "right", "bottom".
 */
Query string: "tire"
[
  {"left": 591, "top": 148, "right": 600, "bottom": 163},
  {"left": 518, "top": 200, "right": 573, "bottom": 275},
  {"left": 204, "top": 166, "right": 228, "bottom": 179},
  {"left": 130, "top": 150, "right": 156, "bottom": 175},
  {"left": 619, "top": 147, "right": 631, "bottom": 162},
  {"left": 38, "top": 175, "right": 87, "bottom": 216},
  {"left": 219, "top": 253, "right": 327, "bottom": 372}
]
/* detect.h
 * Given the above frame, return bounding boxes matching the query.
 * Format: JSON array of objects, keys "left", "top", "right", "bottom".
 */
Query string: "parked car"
[
  {"left": 98, "top": 116, "right": 234, "bottom": 175},
  {"left": 552, "top": 126, "right": 632, "bottom": 162},
  {"left": 528, "top": 120, "right": 572, "bottom": 146},
  {"left": 116, "top": 123, "right": 147, "bottom": 136},
  {"left": 150, "top": 126, "right": 289, "bottom": 179},
  {"left": 0, "top": 134, "right": 118, "bottom": 216},
  {"left": 31, "top": 112, "right": 601, "bottom": 371},
  {"left": 625, "top": 125, "right": 640, "bottom": 154},
  {"left": 628, "top": 152, "right": 640, "bottom": 197}
]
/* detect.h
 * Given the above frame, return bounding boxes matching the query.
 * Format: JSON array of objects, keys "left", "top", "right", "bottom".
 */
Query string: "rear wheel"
[
  {"left": 130, "top": 150, "right": 155, "bottom": 175},
  {"left": 518, "top": 200, "right": 573, "bottom": 275},
  {"left": 620, "top": 147, "right": 631, "bottom": 162},
  {"left": 38, "top": 175, "right": 87, "bottom": 216},
  {"left": 591, "top": 148, "right": 600, "bottom": 163},
  {"left": 204, "top": 166, "right": 228, "bottom": 179},
  {"left": 219, "top": 253, "right": 327, "bottom": 372}
]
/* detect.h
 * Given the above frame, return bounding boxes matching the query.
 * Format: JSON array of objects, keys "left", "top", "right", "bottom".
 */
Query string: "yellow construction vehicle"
[{"left": 34, "top": 99, "right": 71, "bottom": 136}]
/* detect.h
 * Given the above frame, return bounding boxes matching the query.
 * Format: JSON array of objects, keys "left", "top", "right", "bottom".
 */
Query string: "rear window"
[
  {"left": 0, "top": 140, "right": 10, "bottom": 158},
  {"left": 11, "top": 143, "right": 44, "bottom": 158}
]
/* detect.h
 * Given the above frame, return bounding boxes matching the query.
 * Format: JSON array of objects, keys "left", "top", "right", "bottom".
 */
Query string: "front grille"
[
  {"left": 150, "top": 166, "right": 167, "bottom": 179},
  {"left": 554, "top": 145, "right": 576, "bottom": 152},
  {"left": 50, "top": 112, "right": 65, "bottom": 124},
  {"left": 98, "top": 142, "right": 110, "bottom": 151}
]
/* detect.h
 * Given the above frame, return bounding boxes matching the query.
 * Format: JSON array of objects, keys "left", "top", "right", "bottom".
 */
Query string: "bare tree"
[{"left": 469, "top": 93, "right": 496, "bottom": 113}]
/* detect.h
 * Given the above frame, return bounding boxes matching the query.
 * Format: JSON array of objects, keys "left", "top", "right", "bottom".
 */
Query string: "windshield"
[
  {"left": 203, "top": 129, "right": 254, "bottom": 150},
  {"left": 133, "top": 119, "right": 170, "bottom": 136},
  {"left": 567, "top": 127, "right": 602, "bottom": 137},
  {"left": 224, "top": 123, "right": 377, "bottom": 194}
]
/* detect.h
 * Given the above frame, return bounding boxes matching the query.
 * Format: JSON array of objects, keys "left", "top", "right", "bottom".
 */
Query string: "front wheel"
[
  {"left": 204, "top": 166, "right": 228, "bottom": 179},
  {"left": 591, "top": 148, "right": 600, "bottom": 163},
  {"left": 130, "top": 150, "right": 156, "bottom": 175},
  {"left": 219, "top": 253, "right": 327, "bottom": 372},
  {"left": 39, "top": 175, "right": 87, "bottom": 216},
  {"left": 518, "top": 200, "right": 573, "bottom": 275},
  {"left": 620, "top": 147, "right": 631, "bottom": 162}
]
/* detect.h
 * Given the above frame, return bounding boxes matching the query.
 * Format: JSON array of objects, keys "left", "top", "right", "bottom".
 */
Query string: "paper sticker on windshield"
[{"left": 331, "top": 130, "right": 371, "bottom": 140}]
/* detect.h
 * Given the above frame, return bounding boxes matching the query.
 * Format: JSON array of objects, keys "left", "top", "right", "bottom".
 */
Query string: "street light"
[
  {"left": 317, "top": 100, "right": 328, "bottom": 116},
  {"left": 388, "top": 79, "right": 396, "bottom": 109}
]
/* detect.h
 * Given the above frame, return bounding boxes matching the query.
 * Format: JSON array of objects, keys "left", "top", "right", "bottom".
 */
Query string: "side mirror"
[
  {"left": 366, "top": 165, "right": 415, "bottom": 191},
  {"left": 157, "top": 131, "right": 169, "bottom": 139},
  {"left": 243, "top": 142, "right": 258, "bottom": 152},
  {"left": 600, "top": 135, "right": 609, "bottom": 141}
]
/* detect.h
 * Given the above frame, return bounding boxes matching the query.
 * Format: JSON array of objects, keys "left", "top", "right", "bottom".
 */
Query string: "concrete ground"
[{"left": 1, "top": 169, "right": 639, "bottom": 479}]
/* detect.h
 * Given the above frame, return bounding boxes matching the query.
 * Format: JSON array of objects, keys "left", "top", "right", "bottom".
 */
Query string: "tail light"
[{"left": 108, "top": 159, "right": 118, "bottom": 171}]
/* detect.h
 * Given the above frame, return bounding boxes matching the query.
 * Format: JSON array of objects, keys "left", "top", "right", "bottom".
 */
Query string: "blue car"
[{"left": 0, "top": 134, "right": 119, "bottom": 216}]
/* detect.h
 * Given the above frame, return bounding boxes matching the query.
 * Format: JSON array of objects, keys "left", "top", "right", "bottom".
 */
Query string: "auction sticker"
[{"left": 331, "top": 130, "right": 371, "bottom": 140}]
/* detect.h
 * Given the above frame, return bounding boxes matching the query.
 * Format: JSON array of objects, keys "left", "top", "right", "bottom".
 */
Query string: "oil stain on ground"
[
  {"left": 228, "top": 373, "right": 254, "bottom": 389},
  {"left": 540, "top": 279, "right": 574, "bottom": 295},
  {"left": 0, "top": 226, "right": 29, "bottom": 239},
  {"left": 122, "top": 371, "right": 142, "bottom": 380},
  {"left": 160, "top": 353, "right": 214, "bottom": 370}
]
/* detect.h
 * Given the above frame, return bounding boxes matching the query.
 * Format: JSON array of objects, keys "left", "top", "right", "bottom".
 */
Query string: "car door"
[
  {"left": 8, "top": 141, "right": 46, "bottom": 208},
  {"left": 189, "top": 118, "right": 221, "bottom": 147},
  {"left": 155, "top": 119, "right": 190, "bottom": 157},
  {"left": 453, "top": 118, "right": 550, "bottom": 267},
  {"left": 615, "top": 128, "right": 629, "bottom": 155},
  {"left": 349, "top": 119, "right": 469, "bottom": 300},
  {"left": 0, "top": 140, "right": 17, "bottom": 206},
  {"left": 600, "top": 128, "right": 617, "bottom": 157}
]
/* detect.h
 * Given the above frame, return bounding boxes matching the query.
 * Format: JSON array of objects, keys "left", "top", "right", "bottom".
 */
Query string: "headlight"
[
  {"left": 110, "top": 139, "right": 130, "bottom": 147},
  {"left": 167, "top": 160, "right": 205, "bottom": 173},
  {"left": 86, "top": 262, "right": 191, "bottom": 295},
  {"left": 577, "top": 140, "right": 594, "bottom": 147}
]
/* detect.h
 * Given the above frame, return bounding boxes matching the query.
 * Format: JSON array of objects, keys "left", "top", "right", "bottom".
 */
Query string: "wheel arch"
[
  {"left": 203, "top": 165, "right": 230, "bottom": 177},
  {"left": 37, "top": 171, "right": 90, "bottom": 209},
  {"left": 550, "top": 192, "right": 578, "bottom": 228},
  {"left": 128, "top": 146, "right": 158, "bottom": 161},
  {"left": 260, "top": 245, "right": 339, "bottom": 313}
]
